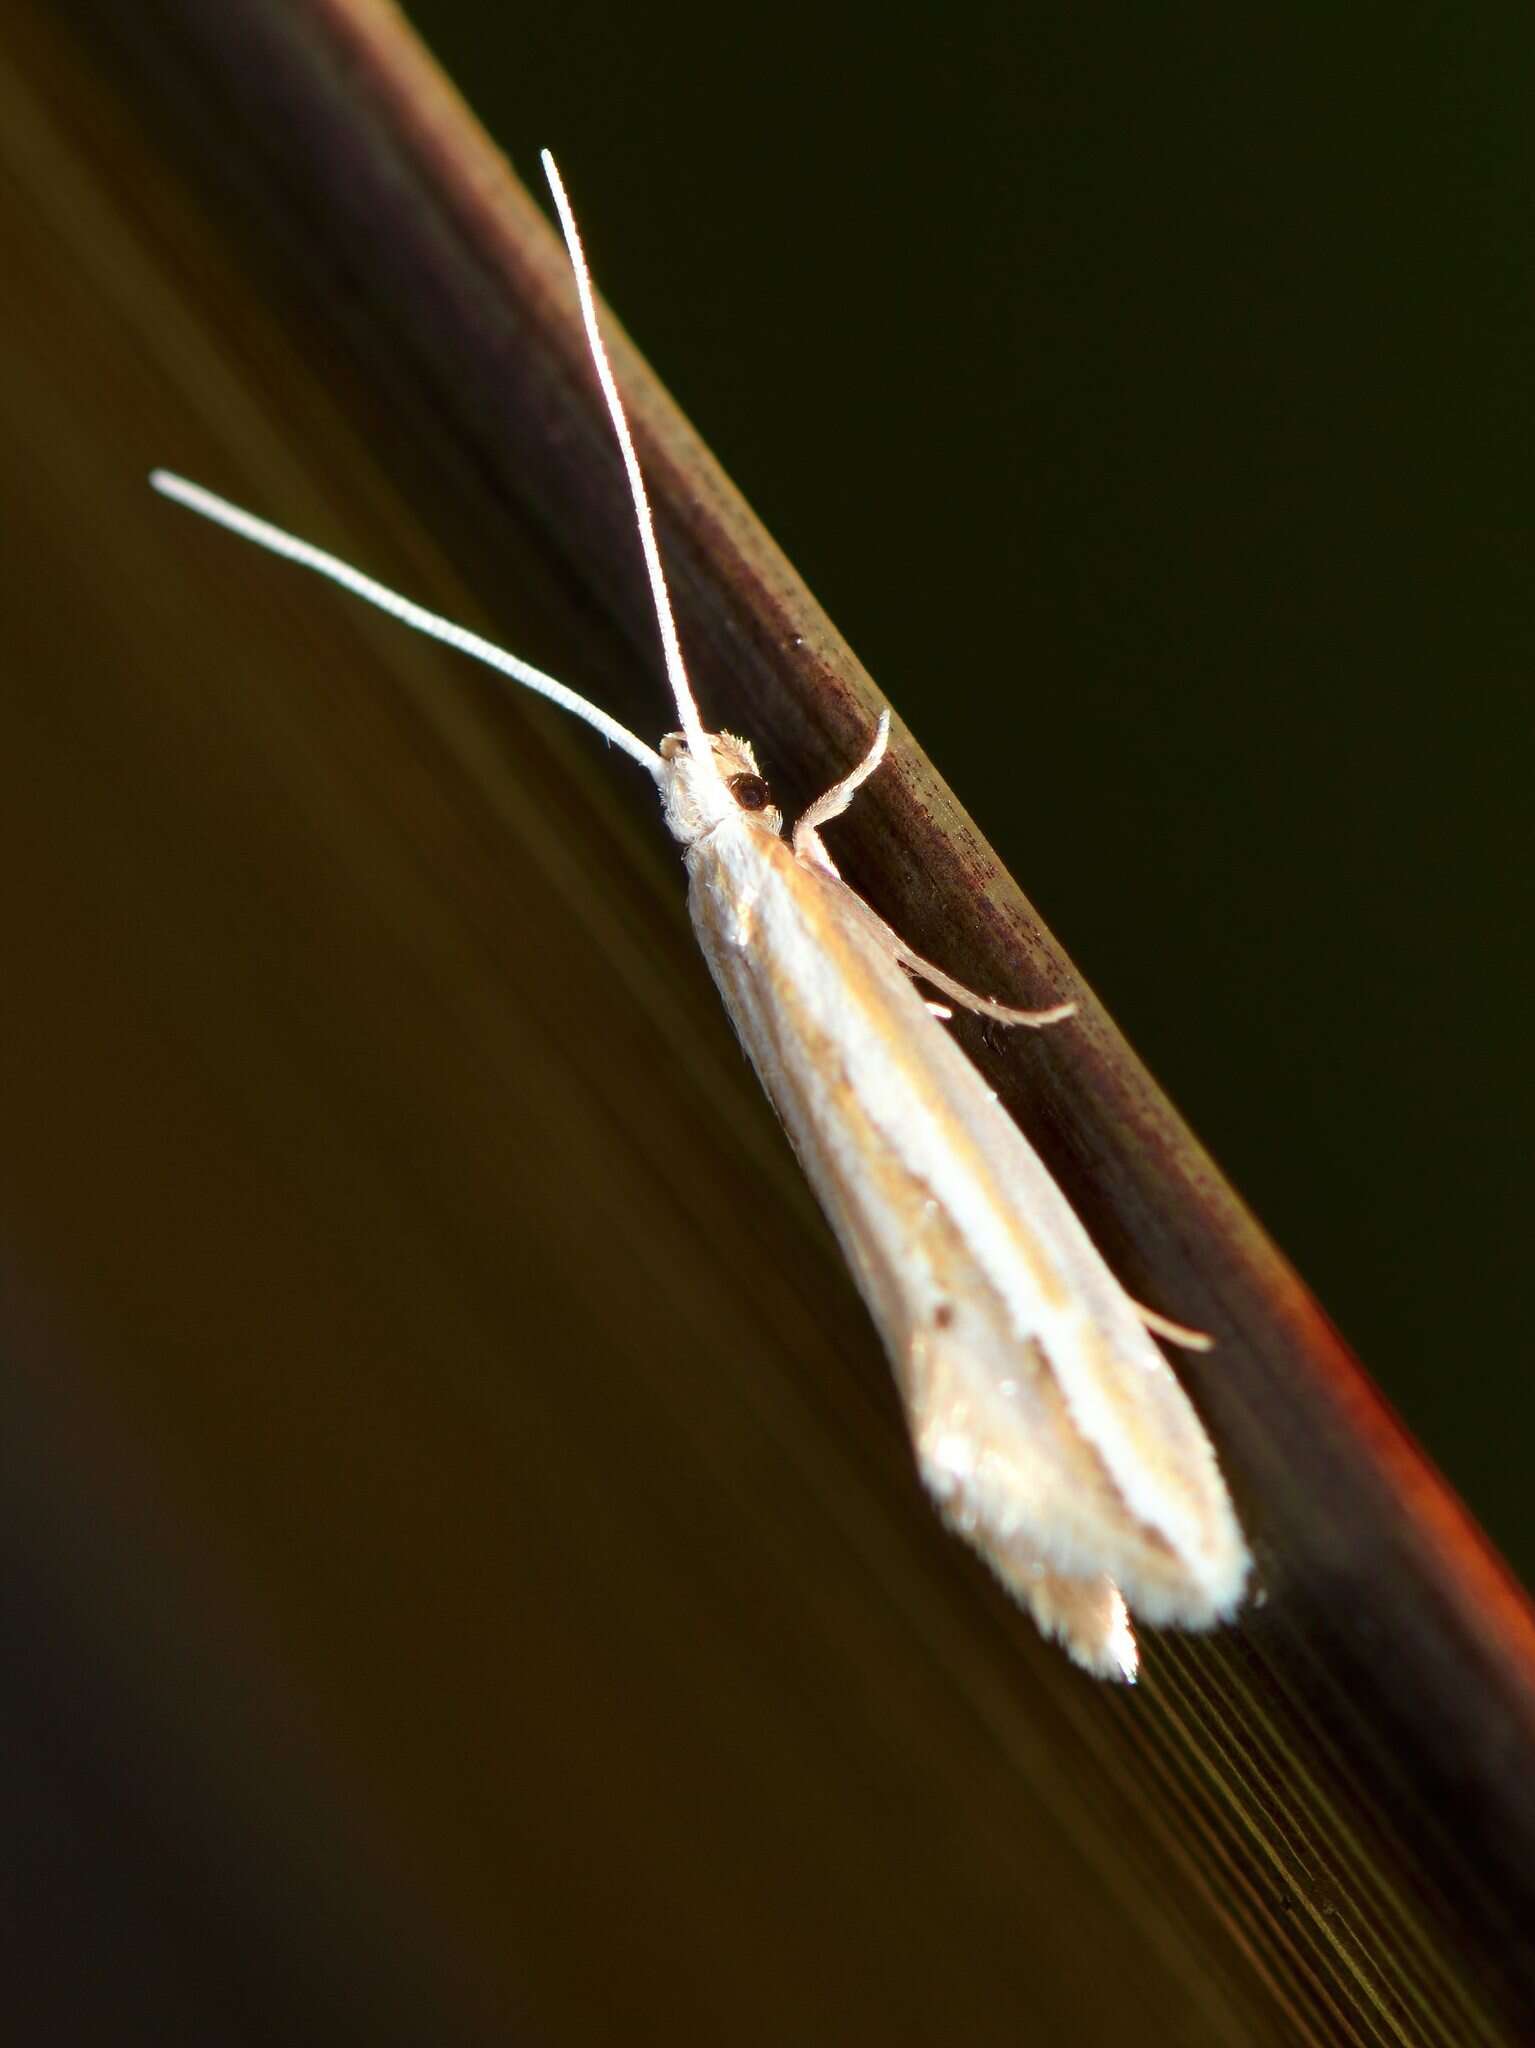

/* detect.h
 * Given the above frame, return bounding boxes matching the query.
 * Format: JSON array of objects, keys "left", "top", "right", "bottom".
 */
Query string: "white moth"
[{"left": 151, "top": 151, "right": 1249, "bottom": 1681}]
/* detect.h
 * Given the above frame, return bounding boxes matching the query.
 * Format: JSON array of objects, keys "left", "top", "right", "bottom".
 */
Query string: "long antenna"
[
  {"left": 148, "top": 471, "right": 664, "bottom": 779},
  {"left": 540, "top": 150, "right": 718, "bottom": 780}
]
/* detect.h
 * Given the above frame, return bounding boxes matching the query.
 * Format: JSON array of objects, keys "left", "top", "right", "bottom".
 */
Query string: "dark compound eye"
[{"left": 729, "top": 772, "right": 772, "bottom": 812}]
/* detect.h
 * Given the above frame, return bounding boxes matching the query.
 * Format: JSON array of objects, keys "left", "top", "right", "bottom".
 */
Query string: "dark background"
[
  {"left": 5, "top": 3, "right": 1534, "bottom": 2042},
  {"left": 409, "top": 0, "right": 1535, "bottom": 1571}
]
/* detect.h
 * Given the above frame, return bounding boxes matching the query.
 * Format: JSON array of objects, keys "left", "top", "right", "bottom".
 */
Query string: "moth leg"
[
  {"left": 792, "top": 710, "right": 891, "bottom": 874},
  {"left": 791, "top": 710, "right": 1074, "bottom": 1028},
  {"left": 1130, "top": 1297, "right": 1214, "bottom": 1353},
  {"left": 890, "top": 939, "right": 1076, "bottom": 1029}
]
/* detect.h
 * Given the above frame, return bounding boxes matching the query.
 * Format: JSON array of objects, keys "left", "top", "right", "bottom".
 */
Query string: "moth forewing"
[{"left": 684, "top": 803, "right": 1249, "bottom": 1678}]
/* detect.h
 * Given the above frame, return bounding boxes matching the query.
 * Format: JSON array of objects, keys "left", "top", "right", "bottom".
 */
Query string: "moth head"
[{"left": 658, "top": 730, "right": 783, "bottom": 844}]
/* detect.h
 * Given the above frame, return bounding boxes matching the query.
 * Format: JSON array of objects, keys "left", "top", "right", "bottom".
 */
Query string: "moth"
[{"left": 152, "top": 152, "right": 1250, "bottom": 1680}]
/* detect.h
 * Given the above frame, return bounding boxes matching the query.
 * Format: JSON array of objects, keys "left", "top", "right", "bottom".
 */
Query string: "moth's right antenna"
[{"left": 541, "top": 151, "right": 719, "bottom": 784}]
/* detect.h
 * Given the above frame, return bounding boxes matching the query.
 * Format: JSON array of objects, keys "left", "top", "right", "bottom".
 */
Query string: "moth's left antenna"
[
  {"left": 147, "top": 471, "right": 664, "bottom": 778},
  {"left": 540, "top": 150, "right": 719, "bottom": 782}
]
